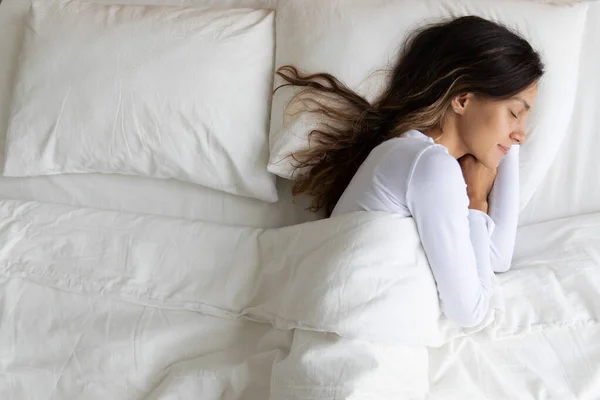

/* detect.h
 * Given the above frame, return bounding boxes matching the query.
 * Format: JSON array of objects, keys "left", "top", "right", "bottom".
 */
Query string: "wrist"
[{"left": 469, "top": 199, "right": 489, "bottom": 214}]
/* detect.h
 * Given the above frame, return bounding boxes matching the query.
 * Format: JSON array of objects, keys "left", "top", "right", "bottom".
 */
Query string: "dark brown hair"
[{"left": 277, "top": 16, "right": 544, "bottom": 216}]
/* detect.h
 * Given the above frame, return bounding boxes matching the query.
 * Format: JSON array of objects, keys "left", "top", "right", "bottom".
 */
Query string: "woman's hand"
[{"left": 458, "top": 154, "right": 497, "bottom": 214}]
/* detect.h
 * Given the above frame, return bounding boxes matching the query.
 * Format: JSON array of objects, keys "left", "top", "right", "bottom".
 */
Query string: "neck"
[{"left": 422, "top": 120, "right": 468, "bottom": 159}]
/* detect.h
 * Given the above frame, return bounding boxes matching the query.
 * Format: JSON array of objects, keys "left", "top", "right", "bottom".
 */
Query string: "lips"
[{"left": 498, "top": 144, "right": 510, "bottom": 156}]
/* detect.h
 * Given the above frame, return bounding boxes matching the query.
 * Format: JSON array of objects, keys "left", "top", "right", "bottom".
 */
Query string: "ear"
[{"left": 451, "top": 93, "right": 473, "bottom": 115}]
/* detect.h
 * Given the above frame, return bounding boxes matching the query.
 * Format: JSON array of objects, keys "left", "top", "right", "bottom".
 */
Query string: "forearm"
[{"left": 487, "top": 145, "right": 520, "bottom": 272}]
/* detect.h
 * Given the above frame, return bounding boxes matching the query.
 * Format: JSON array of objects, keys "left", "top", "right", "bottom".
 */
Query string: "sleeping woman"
[{"left": 277, "top": 16, "right": 543, "bottom": 327}]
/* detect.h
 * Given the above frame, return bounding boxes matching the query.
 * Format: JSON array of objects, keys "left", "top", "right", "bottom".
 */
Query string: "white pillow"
[
  {"left": 268, "top": 0, "right": 588, "bottom": 210},
  {"left": 4, "top": 0, "right": 278, "bottom": 202}
]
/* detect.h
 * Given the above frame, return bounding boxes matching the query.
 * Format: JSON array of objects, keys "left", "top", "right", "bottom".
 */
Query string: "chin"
[
  {"left": 490, "top": 158, "right": 502, "bottom": 169},
  {"left": 478, "top": 156, "right": 500, "bottom": 169}
]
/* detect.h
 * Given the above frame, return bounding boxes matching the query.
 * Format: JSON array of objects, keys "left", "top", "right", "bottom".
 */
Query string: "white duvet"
[
  {"left": 1, "top": 200, "right": 599, "bottom": 399},
  {"left": 429, "top": 214, "right": 600, "bottom": 399},
  {"left": 0, "top": 199, "right": 450, "bottom": 399},
  {"left": 0, "top": 200, "right": 454, "bottom": 344}
]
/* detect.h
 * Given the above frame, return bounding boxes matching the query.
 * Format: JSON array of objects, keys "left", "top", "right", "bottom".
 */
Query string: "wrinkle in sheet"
[
  {"left": 212, "top": 12, "right": 272, "bottom": 42},
  {"left": 131, "top": 306, "right": 147, "bottom": 374},
  {"left": 0, "top": 279, "right": 27, "bottom": 359},
  {"left": 46, "top": 298, "right": 97, "bottom": 400},
  {"left": 110, "top": 77, "right": 123, "bottom": 161},
  {"left": 39, "top": 84, "right": 72, "bottom": 172},
  {"left": 128, "top": 94, "right": 161, "bottom": 175}
]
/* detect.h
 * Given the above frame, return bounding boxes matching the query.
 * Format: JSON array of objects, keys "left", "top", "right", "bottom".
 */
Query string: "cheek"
[
  {"left": 485, "top": 109, "right": 512, "bottom": 145},
  {"left": 463, "top": 109, "right": 502, "bottom": 148}
]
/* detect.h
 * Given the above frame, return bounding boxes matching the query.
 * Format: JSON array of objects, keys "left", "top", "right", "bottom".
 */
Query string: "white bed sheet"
[
  {"left": 0, "top": 172, "right": 319, "bottom": 228},
  {"left": 0, "top": 0, "right": 317, "bottom": 228}
]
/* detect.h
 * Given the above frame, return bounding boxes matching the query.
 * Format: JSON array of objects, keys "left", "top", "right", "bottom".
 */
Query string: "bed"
[{"left": 0, "top": 0, "right": 599, "bottom": 399}]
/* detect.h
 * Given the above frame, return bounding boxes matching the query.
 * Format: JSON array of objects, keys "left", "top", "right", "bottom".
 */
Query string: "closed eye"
[{"left": 510, "top": 110, "right": 518, "bottom": 119}]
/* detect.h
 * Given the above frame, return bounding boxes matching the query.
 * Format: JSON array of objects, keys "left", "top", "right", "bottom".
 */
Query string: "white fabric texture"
[
  {"left": 0, "top": 0, "right": 316, "bottom": 232},
  {"left": 0, "top": 200, "right": 501, "bottom": 346},
  {"left": 519, "top": 1, "right": 600, "bottom": 225},
  {"left": 4, "top": 0, "right": 278, "bottom": 202},
  {"left": 0, "top": 199, "right": 500, "bottom": 398},
  {"left": 332, "top": 130, "right": 522, "bottom": 327},
  {"left": 428, "top": 212, "right": 600, "bottom": 399},
  {"left": 268, "top": 0, "right": 588, "bottom": 212},
  {"left": 2, "top": 200, "right": 600, "bottom": 398},
  {"left": 0, "top": 0, "right": 314, "bottom": 228}
]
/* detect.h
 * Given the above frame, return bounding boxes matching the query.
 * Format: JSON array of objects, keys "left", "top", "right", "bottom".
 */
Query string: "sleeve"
[
  {"left": 488, "top": 145, "right": 520, "bottom": 273},
  {"left": 406, "top": 147, "right": 495, "bottom": 327}
]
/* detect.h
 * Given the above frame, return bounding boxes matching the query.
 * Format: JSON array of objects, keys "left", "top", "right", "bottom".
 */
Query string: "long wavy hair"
[{"left": 277, "top": 16, "right": 544, "bottom": 216}]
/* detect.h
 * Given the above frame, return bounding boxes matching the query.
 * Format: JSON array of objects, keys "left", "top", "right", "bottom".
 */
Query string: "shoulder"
[
  {"left": 406, "top": 144, "right": 467, "bottom": 205},
  {"left": 372, "top": 133, "right": 458, "bottom": 172},
  {"left": 365, "top": 134, "right": 464, "bottom": 187},
  {"left": 367, "top": 135, "right": 441, "bottom": 175},
  {"left": 410, "top": 144, "right": 464, "bottom": 184},
  {"left": 372, "top": 134, "right": 434, "bottom": 159}
]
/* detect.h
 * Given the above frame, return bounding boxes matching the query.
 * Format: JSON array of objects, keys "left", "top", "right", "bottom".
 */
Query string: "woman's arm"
[
  {"left": 487, "top": 145, "right": 520, "bottom": 273},
  {"left": 406, "top": 147, "right": 494, "bottom": 327}
]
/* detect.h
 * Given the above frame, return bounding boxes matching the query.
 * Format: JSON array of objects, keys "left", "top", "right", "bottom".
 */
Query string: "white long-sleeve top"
[{"left": 331, "top": 130, "right": 519, "bottom": 327}]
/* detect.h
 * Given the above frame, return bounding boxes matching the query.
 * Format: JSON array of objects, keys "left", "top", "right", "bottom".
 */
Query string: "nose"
[{"left": 510, "top": 127, "right": 527, "bottom": 145}]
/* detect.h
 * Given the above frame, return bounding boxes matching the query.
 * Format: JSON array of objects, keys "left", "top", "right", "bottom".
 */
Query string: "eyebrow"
[{"left": 515, "top": 97, "right": 531, "bottom": 111}]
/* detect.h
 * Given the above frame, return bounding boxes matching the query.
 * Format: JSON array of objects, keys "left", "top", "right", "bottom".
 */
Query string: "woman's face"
[{"left": 455, "top": 83, "right": 538, "bottom": 168}]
